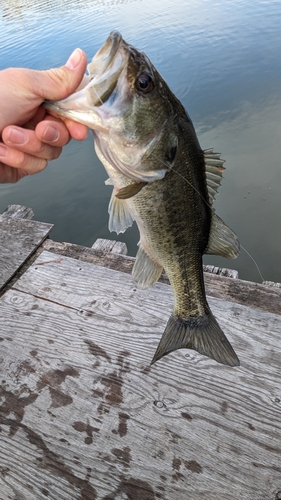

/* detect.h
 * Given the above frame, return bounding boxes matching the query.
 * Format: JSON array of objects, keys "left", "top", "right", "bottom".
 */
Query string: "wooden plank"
[
  {"left": 92, "top": 238, "right": 237, "bottom": 277},
  {"left": 0, "top": 209, "right": 53, "bottom": 291},
  {"left": 203, "top": 263, "right": 238, "bottom": 279},
  {"left": 1, "top": 204, "right": 34, "bottom": 220},
  {"left": 43, "top": 239, "right": 281, "bottom": 315},
  {"left": 263, "top": 280, "right": 281, "bottom": 288},
  {"left": 91, "top": 237, "right": 128, "bottom": 255},
  {"left": 0, "top": 250, "right": 280, "bottom": 499}
]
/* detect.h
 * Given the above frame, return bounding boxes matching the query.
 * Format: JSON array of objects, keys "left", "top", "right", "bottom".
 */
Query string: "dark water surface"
[{"left": 1, "top": 0, "right": 280, "bottom": 282}]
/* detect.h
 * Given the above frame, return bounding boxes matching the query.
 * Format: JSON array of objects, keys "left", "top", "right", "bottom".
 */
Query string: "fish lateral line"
[
  {"left": 151, "top": 150, "right": 265, "bottom": 277},
  {"left": 150, "top": 150, "right": 217, "bottom": 212}
]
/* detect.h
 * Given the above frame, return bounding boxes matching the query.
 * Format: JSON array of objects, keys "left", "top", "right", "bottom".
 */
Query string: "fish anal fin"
[
  {"left": 151, "top": 312, "right": 240, "bottom": 367},
  {"left": 132, "top": 245, "right": 163, "bottom": 289},
  {"left": 115, "top": 181, "right": 148, "bottom": 199},
  {"left": 205, "top": 212, "right": 240, "bottom": 259},
  {"left": 108, "top": 188, "right": 134, "bottom": 234}
]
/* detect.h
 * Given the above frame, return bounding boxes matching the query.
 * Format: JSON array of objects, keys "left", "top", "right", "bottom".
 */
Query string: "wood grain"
[
  {"left": 43, "top": 239, "right": 281, "bottom": 315},
  {"left": 91, "top": 238, "right": 238, "bottom": 277},
  {"left": 1, "top": 204, "right": 34, "bottom": 220},
  {"left": 0, "top": 207, "right": 53, "bottom": 291},
  {"left": 0, "top": 250, "right": 281, "bottom": 499},
  {"left": 91, "top": 238, "right": 128, "bottom": 255}
]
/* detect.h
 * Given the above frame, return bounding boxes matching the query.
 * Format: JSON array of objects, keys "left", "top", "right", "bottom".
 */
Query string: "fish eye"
[{"left": 135, "top": 73, "right": 154, "bottom": 94}]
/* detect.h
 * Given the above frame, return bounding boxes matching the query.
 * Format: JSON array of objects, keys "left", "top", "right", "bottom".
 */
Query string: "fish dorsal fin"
[
  {"left": 132, "top": 244, "right": 163, "bottom": 289},
  {"left": 204, "top": 148, "right": 225, "bottom": 205},
  {"left": 205, "top": 212, "right": 240, "bottom": 259},
  {"left": 108, "top": 188, "right": 134, "bottom": 234}
]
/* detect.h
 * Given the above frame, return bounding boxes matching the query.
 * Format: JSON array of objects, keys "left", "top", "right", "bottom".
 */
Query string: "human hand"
[{"left": 0, "top": 49, "right": 88, "bottom": 183}]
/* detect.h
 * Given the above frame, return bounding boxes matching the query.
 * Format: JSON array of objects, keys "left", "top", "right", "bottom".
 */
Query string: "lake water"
[{"left": 0, "top": 0, "right": 280, "bottom": 283}]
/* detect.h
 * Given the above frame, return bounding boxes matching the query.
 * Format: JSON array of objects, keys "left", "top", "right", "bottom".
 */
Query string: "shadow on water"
[{"left": 0, "top": 0, "right": 280, "bottom": 283}]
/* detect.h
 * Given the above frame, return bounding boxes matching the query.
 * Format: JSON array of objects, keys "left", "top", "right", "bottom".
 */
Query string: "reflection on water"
[
  {"left": 0, "top": 0, "right": 280, "bottom": 282},
  {"left": 1, "top": 0, "right": 142, "bottom": 26}
]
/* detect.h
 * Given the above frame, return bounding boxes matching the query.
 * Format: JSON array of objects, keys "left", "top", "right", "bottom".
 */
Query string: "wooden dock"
[{"left": 0, "top": 205, "right": 281, "bottom": 500}]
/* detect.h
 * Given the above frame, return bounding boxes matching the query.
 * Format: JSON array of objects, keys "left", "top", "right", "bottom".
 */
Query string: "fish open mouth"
[
  {"left": 44, "top": 31, "right": 126, "bottom": 124},
  {"left": 86, "top": 30, "right": 124, "bottom": 106},
  {"left": 87, "top": 31, "right": 123, "bottom": 82}
]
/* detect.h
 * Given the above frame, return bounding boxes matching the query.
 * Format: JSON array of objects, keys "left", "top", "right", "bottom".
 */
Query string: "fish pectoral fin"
[
  {"left": 205, "top": 212, "right": 240, "bottom": 259},
  {"left": 108, "top": 188, "right": 134, "bottom": 234},
  {"left": 151, "top": 312, "right": 240, "bottom": 367},
  {"left": 115, "top": 181, "right": 148, "bottom": 199},
  {"left": 132, "top": 245, "right": 163, "bottom": 289}
]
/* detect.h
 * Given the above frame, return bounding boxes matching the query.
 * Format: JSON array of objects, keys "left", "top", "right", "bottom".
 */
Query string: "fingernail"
[
  {"left": 7, "top": 128, "right": 28, "bottom": 145},
  {"left": 43, "top": 126, "right": 59, "bottom": 142},
  {"left": 0, "top": 144, "right": 8, "bottom": 157},
  {"left": 65, "top": 48, "right": 82, "bottom": 70}
]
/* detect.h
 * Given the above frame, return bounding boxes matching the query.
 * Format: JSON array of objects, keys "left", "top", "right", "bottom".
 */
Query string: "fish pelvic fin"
[
  {"left": 151, "top": 312, "right": 240, "bottom": 367},
  {"left": 132, "top": 245, "right": 163, "bottom": 289},
  {"left": 115, "top": 181, "right": 148, "bottom": 199},
  {"left": 108, "top": 188, "right": 134, "bottom": 234}
]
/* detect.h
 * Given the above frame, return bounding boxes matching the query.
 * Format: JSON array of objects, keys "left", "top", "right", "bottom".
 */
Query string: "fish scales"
[
  {"left": 44, "top": 31, "right": 240, "bottom": 367},
  {"left": 131, "top": 128, "right": 210, "bottom": 317}
]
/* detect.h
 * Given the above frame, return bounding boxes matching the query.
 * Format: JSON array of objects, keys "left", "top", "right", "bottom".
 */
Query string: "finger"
[
  {"left": 24, "top": 107, "right": 47, "bottom": 130},
  {"left": 2, "top": 126, "right": 63, "bottom": 159},
  {"left": 0, "top": 50, "right": 87, "bottom": 132},
  {"left": 22, "top": 109, "right": 85, "bottom": 144},
  {"left": 34, "top": 108, "right": 87, "bottom": 142},
  {"left": 35, "top": 117, "right": 72, "bottom": 146},
  {"left": 45, "top": 108, "right": 88, "bottom": 141},
  {"left": 64, "top": 118, "right": 88, "bottom": 141},
  {"left": 0, "top": 143, "right": 48, "bottom": 176},
  {"left": 33, "top": 48, "right": 88, "bottom": 101},
  {"left": 0, "top": 162, "right": 27, "bottom": 183}
]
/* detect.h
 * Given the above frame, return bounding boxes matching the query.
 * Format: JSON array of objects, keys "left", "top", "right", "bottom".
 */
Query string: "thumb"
[{"left": 33, "top": 48, "right": 88, "bottom": 102}]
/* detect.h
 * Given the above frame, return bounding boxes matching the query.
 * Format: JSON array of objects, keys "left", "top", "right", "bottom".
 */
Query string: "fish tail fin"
[{"left": 151, "top": 312, "right": 240, "bottom": 367}]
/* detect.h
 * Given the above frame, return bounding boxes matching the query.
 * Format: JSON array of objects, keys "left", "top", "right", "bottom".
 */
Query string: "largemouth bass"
[{"left": 45, "top": 31, "right": 240, "bottom": 366}]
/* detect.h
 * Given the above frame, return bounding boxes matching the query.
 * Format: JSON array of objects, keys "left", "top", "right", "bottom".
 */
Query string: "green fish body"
[{"left": 45, "top": 31, "right": 240, "bottom": 366}]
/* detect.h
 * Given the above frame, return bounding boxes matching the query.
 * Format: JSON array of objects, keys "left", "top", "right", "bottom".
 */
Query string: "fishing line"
[
  {"left": 151, "top": 151, "right": 265, "bottom": 282},
  {"left": 240, "top": 245, "right": 265, "bottom": 282},
  {"left": 89, "top": 87, "right": 265, "bottom": 282},
  {"left": 151, "top": 151, "right": 212, "bottom": 209},
  {"left": 91, "top": 84, "right": 105, "bottom": 106}
]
